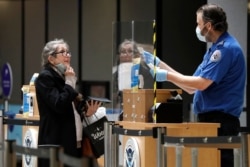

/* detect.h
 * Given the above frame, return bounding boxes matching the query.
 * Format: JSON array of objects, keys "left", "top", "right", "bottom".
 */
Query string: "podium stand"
[
  {"left": 19, "top": 85, "right": 40, "bottom": 167},
  {"left": 119, "top": 121, "right": 220, "bottom": 167},
  {"left": 122, "top": 89, "right": 182, "bottom": 122},
  {"left": 120, "top": 89, "right": 220, "bottom": 167},
  {"left": 12, "top": 115, "right": 40, "bottom": 167}
]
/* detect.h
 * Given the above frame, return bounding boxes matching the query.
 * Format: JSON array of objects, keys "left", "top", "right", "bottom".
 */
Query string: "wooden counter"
[{"left": 117, "top": 121, "right": 220, "bottom": 167}]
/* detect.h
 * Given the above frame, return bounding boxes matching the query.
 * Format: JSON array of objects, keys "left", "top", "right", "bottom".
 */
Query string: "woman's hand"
[
  {"left": 64, "top": 65, "right": 75, "bottom": 76},
  {"left": 85, "top": 100, "right": 102, "bottom": 117}
]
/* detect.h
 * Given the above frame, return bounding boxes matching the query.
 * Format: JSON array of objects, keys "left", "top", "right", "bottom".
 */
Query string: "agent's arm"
[
  {"left": 152, "top": 69, "right": 213, "bottom": 94},
  {"left": 167, "top": 71, "right": 213, "bottom": 94}
]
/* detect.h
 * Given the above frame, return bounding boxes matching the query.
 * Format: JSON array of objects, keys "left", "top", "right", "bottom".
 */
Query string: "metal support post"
[
  {"left": 191, "top": 148, "right": 198, "bottom": 167},
  {"left": 0, "top": 110, "right": 3, "bottom": 167},
  {"left": 241, "top": 132, "right": 249, "bottom": 167},
  {"left": 38, "top": 145, "right": 60, "bottom": 167},
  {"left": 104, "top": 122, "right": 112, "bottom": 167},
  {"left": 162, "top": 143, "right": 166, "bottom": 167},
  {"left": 4, "top": 100, "right": 8, "bottom": 114},
  {"left": 49, "top": 147, "right": 59, "bottom": 167},
  {"left": 176, "top": 146, "right": 183, "bottom": 167},
  {"left": 233, "top": 148, "right": 240, "bottom": 167},
  {"left": 111, "top": 124, "right": 119, "bottom": 167},
  {"left": 4, "top": 140, "right": 16, "bottom": 167},
  {"left": 156, "top": 127, "right": 165, "bottom": 167}
]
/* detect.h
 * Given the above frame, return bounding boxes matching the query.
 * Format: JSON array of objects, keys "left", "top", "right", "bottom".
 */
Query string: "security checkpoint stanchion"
[
  {"left": 37, "top": 145, "right": 59, "bottom": 167},
  {"left": 37, "top": 145, "right": 60, "bottom": 167},
  {"left": 155, "top": 127, "right": 166, "bottom": 167},
  {"left": 107, "top": 122, "right": 167, "bottom": 167},
  {"left": 234, "top": 148, "right": 240, "bottom": 167},
  {"left": 4, "top": 140, "right": 16, "bottom": 167},
  {"left": 104, "top": 121, "right": 113, "bottom": 167},
  {"left": 176, "top": 145, "right": 183, "bottom": 167},
  {"left": 0, "top": 110, "right": 3, "bottom": 167},
  {"left": 112, "top": 124, "right": 120, "bottom": 167},
  {"left": 0, "top": 142, "right": 3, "bottom": 167},
  {"left": 49, "top": 146, "right": 59, "bottom": 167},
  {"left": 191, "top": 148, "right": 198, "bottom": 167},
  {"left": 58, "top": 148, "right": 99, "bottom": 167},
  {"left": 241, "top": 132, "right": 249, "bottom": 167},
  {"left": 163, "top": 135, "right": 246, "bottom": 167}
]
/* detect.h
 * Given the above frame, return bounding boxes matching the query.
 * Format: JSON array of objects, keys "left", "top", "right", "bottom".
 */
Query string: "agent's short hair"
[{"left": 197, "top": 4, "right": 228, "bottom": 32}]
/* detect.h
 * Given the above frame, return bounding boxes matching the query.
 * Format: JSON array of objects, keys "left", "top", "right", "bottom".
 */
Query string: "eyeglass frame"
[
  {"left": 119, "top": 49, "right": 139, "bottom": 55},
  {"left": 51, "top": 50, "right": 71, "bottom": 57}
]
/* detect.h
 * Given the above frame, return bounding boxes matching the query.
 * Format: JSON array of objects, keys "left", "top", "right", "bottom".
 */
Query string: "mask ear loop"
[
  {"left": 200, "top": 22, "right": 208, "bottom": 34},
  {"left": 205, "top": 20, "right": 214, "bottom": 32},
  {"left": 204, "top": 23, "right": 212, "bottom": 39},
  {"left": 201, "top": 22, "right": 211, "bottom": 39}
]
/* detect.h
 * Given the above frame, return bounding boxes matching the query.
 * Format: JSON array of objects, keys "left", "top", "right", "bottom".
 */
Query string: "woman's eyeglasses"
[
  {"left": 52, "top": 50, "right": 71, "bottom": 57},
  {"left": 120, "top": 49, "right": 139, "bottom": 55}
]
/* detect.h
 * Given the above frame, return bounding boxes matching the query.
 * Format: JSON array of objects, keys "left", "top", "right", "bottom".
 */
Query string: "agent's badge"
[{"left": 210, "top": 50, "right": 221, "bottom": 62}]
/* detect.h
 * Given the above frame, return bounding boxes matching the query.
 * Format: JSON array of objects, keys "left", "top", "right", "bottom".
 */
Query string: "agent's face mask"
[
  {"left": 55, "top": 63, "right": 66, "bottom": 75},
  {"left": 195, "top": 23, "right": 209, "bottom": 42}
]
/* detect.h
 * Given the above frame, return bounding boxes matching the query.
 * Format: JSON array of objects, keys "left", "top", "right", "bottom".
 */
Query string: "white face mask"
[{"left": 195, "top": 26, "right": 207, "bottom": 42}]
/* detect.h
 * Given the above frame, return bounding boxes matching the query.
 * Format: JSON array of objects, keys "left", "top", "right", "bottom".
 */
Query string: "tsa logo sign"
[
  {"left": 23, "top": 129, "right": 38, "bottom": 167},
  {"left": 124, "top": 138, "right": 140, "bottom": 167}
]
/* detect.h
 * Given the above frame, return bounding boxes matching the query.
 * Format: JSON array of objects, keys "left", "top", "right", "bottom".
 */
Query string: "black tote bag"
[{"left": 82, "top": 115, "right": 108, "bottom": 158}]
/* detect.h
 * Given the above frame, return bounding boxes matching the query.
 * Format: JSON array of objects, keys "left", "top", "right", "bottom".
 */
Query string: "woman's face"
[
  {"left": 119, "top": 43, "right": 140, "bottom": 63},
  {"left": 50, "top": 44, "right": 71, "bottom": 66}
]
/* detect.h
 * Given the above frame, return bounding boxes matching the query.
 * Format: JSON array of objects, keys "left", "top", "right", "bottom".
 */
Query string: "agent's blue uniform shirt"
[{"left": 193, "top": 32, "right": 246, "bottom": 117}]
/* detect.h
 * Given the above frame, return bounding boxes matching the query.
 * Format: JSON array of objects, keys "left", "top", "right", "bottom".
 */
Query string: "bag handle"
[{"left": 83, "top": 113, "right": 98, "bottom": 126}]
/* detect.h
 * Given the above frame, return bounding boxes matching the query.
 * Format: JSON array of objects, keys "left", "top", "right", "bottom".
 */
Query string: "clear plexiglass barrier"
[{"left": 111, "top": 20, "right": 165, "bottom": 122}]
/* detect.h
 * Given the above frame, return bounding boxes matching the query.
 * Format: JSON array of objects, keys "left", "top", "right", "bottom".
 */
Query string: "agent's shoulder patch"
[{"left": 210, "top": 50, "right": 221, "bottom": 62}]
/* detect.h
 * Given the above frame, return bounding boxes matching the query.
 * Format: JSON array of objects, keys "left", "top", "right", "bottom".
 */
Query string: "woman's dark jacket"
[{"left": 35, "top": 64, "right": 80, "bottom": 157}]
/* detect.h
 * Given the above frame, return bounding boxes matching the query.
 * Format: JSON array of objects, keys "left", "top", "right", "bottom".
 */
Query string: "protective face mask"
[
  {"left": 55, "top": 63, "right": 66, "bottom": 75},
  {"left": 195, "top": 26, "right": 206, "bottom": 42}
]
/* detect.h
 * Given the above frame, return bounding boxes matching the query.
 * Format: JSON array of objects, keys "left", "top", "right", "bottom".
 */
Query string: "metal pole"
[
  {"left": 112, "top": 124, "right": 119, "bottom": 167},
  {"left": 104, "top": 122, "right": 112, "bottom": 167},
  {"left": 4, "top": 140, "right": 16, "bottom": 167},
  {"left": 176, "top": 146, "right": 182, "bottom": 167},
  {"left": 164, "top": 128, "right": 168, "bottom": 167},
  {"left": 191, "top": 148, "right": 198, "bottom": 167},
  {"left": 240, "top": 132, "right": 249, "bottom": 167},
  {"left": 156, "top": 127, "right": 161, "bottom": 167},
  {"left": 49, "top": 147, "right": 59, "bottom": 167},
  {"left": 4, "top": 100, "right": 8, "bottom": 113},
  {"left": 233, "top": 148, "right": 240, "bottom": 167},
  {"left": 156, "top": 127, "right": 165, "bottom": 167},
  {"left": 162, "top": 143, "right": 166, "bottom": 167},
  {"left": 0, "top": 110, "right": 3, "bottom": 167}
]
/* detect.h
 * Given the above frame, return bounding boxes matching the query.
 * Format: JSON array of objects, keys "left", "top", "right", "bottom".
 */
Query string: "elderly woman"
[{"left": 35, "top": 38, "right": 101, "bottom": 167}]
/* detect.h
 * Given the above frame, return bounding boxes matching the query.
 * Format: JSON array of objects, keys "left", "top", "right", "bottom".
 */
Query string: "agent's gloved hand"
[
  {"left": 150, "top": 69, "right": 168, "bottom": 82},
  {"left": 143, "top": 51, "right": 160, "bottom": 65}
]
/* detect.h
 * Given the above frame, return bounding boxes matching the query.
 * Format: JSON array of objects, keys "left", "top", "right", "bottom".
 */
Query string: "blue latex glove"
[
  {"left": 150, "top": 69, "right": 168, "bottom": 82},
  {"left": 143, "top": 51, "right": 160, "bottom": 65}
]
